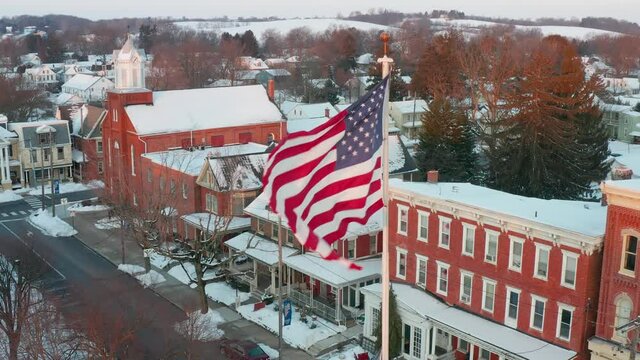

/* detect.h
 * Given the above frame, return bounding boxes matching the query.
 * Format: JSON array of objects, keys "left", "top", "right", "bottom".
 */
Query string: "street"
[{"left": 0, "top": 217, "right": 226, "bottom": 359}]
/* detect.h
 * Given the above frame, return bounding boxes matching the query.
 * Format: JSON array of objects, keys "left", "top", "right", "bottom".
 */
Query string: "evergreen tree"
[
  {"left": 44, "top": 33, "right": 65, "bottom": 63},
  {"left": 325, "top": 79, "right": 340, "bottom": 105},
  {"left": 415, "top": 98, "right": 478, "bottom": 182},
  {"left": 240, "top": 30, "right": 259, "bottom": 57},
  {"left": 366, "top": 66, "right": 405, "bottom": 101},
  {"left": 139, "top": 22, "right": 158, "bottom": 51},
  {"left": 487, "top": 36, "right": 609, "bottom": 200},
  {"left": 374, "top": 287, "right": 403, "bottom": 358}
]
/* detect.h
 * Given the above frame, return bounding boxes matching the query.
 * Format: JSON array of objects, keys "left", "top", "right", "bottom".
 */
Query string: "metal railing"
[{"left": 289, "top": 289, "right": 346, "bottom": 324}]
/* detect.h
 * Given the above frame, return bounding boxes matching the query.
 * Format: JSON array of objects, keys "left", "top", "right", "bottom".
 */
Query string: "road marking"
[
  {"left": 9, "top": 212, "right": 17, "bottom": 216},
  {"left": 1, "top": 213, "right": 6, "bottom": 217},
  {"left": 0, "top": 222, "right": 66, "bottom": 280},
  {"left": 19, "top": 211, "right": 26, "bottom": 215}
]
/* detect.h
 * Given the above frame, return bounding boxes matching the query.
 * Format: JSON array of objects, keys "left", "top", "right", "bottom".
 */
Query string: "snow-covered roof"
[
  {"left": 262, "top": 68, "right": 291, "bottom": 77},
  {"left": 390, "top": 179, "right": 607, "bottom": 238},
  {"left": 309, "top": 78, "right": 336, "bottom": 90},
  {"left": 609, "top": 140, "right": 640, "bottom": 177},
  {"left": 400, "top": 75, "right": 411, "bottom": 85},
  {"left": 284, "top": 254, "right": 380, "bottom": 287},
  {"left": 207, "top": 153, "right": 268, "bottom": 191},
  {"left": 283, "top": 102, "right": 338, "bottom": 120},
  {"left": 389, "top": 99, "right": 428, "bottom": 114},
  {"left": 225, "top": 232, "right": 298, "bottom": 266},
  {"left": 72, "top": 149, "right": 86, "bottom": 163},
  {"left": 181, "top": 213, "right": 251, "bottom": 233},
  {"left": 362, "top": 283, "right": 576, "bottom": 360},
  {"left": 603, "top": 179, "right": 640, "bottom": 193},
  {"left": 115, "top": 34, "right": 142, "bottom": 62},
  {"left": 356, "top": 53, "right": 373, "bottom": 65},
  {"left": 55, "top": 93, "right": 83, "bottom": 106},
  {"left": 62, "top": 74, "right": 105, "bottom": 91},
  {"left": 0, "top": 126, "right": 17, "bottom": 139},
  {"left": 125, "top": 85, "right": 283, "bottom": 136},
  {"left": 143, "top": 142, "right": 268, "bottom": 177},
  {"left": 236, "top": 70, "right": 262, "bottom": 81}
]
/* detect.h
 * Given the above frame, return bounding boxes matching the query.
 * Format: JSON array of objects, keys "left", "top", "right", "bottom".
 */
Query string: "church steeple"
[{"left": 113, "top": 33, "right": 146, "bottom": 89}]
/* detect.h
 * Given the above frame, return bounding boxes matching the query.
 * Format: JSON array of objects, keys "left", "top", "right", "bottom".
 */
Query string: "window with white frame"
[
  {"left": 482, "top": 278, "right": 496, "bottom": 313},
  {"left": 534, "top": 244, "right": 551, "bottom": 280},
  {"left": 484, "top": 230, "right": 499, "bottom": 264},
  {"left": 458, "top": 338, "right": 469, "bottom": 352},
  {"left": 205, "top": 193, "right": 218, "bottom": 213},
  {"left": 347, "top": 239, "right": 355, "bottom": 259},
  {"left": 614, "top": 295, "right": 633, "bottom": 339},
  {"left": 505, "top": 287, "right": 521, "bottom": 327},
  {"left": 509, "top": 236, "right": 524, "bottom": 272},
  {"left": 436, "top": 261, "right": 449, "bottom": 295},
  {"left": 397, "top": 205, "right": 408, "bottom": 235},
  {"left": 462, "top": 224, "right": 475, "bottom": 257},
  {"left": 370, "top": 307, "right": 380, "bottom": 337},
  {"left": 561, "top": 251, "right": 578, "bottom": 289},
  {"left": 621, "top": 235, "right": 637, "bottom": 275},
  {"left": 396, "top": 248, "right": 407, "bottom": 279},
  {"left": 182, "top": 183, "right": 188, "bottom": 199},
  {"left": 530, "top": 295, "right": 546, "bottom": 331},
  {"left": 369, "top": 235, "right": 377, "bottom": 255},
  {"left": 96, "top": 140, "right": 103, "bottom": 153},
  {"left": 417, "top": 210, "right": 429, "bottom": 241},
  {"left": 416, "top": 255, "right": 427, "bottom": 287},
  {"left": 412, "top": 327, "right": 422, "bottom": 358},
  {"left": 257, "top": 219, "right": 265, "bottom": 234},
  {"left": 130, "top": 145, "right": 135, "bottom": 176},
  {"left": 272, "top": 223, "right": 279, "bottom": 241},
  {"left": 439, "top": 217, "right": 451, "bottom": 249},
  {"left": 556, "top": 304, "right": 574, "bottom": 341},
  {"left": 460, "top": 271, "right": 473, "bottom": 304}
]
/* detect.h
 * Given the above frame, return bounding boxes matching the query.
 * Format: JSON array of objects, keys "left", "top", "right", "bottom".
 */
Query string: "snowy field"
[
  {"left": 430, "top": 18, "right": 621, "bottom": 40},
  {"left": 174, "top": 18, "right": 391, "bottom": 39},
  {"left": 28, "top": 209, "right": 78, "bottom": 237},
  {"left": 237, "top": 303, "right": 346, "bottom": 350}
]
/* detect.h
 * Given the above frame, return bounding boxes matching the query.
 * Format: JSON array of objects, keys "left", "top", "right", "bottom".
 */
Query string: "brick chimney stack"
[
  {"left": 325, "top": 108, "right": 330, "bottom": 118},
  {"left": 427, "top": 170, "right": 439, "bottom": 184},
  {"left": 267, "top": 79, "right": 275, "bottom": 101}
]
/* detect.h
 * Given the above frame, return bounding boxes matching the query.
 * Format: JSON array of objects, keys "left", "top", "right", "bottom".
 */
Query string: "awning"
[
  {"left": 181, "top": 213, "right": 251, "bottom": 233},
  {"left": 362, "top": 283, "right": 576, "bottom": 360},
  {"left": 284, "top": 253, "right": 380, "bottom": 288},
  {"left": 225, "top": 232, "right": 298, "bottom": 266}
]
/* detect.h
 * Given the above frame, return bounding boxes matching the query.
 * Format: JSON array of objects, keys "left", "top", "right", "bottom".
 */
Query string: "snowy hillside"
[
  {"left": 430, "top": 18, "right": 621, "bottom": 40},
  {"left": 174, "top": 18, "right": 391, "bottom": 39}
]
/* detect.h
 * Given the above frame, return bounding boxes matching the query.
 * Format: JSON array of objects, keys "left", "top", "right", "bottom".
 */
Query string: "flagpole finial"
[{"left": 380, "top": 32, "right": 390, "bottom": 56}]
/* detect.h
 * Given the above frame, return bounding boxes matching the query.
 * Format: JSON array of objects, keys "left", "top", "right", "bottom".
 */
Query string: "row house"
[
  {"left": 362, "top": 174, "right": 607, "bottom": 359},
  {"left": 23, "top": 65, "right": 58, "bottom": 87},
  {"left": 0, "top": 115, "right": 18, "bottom": 189},
  {"left": 61, "top": 74, "right": 114, "bottom": 103},
  {"left": 8, "top": 120, "right": 73, "bottom": 187},
  {"left": 68, "top": 105, "right": 106, "bottom": 182},
  {"left": 388, "top": 99, "right": 428, "bottom": 141},
  {"left": 225, "top": 191, "right": 383, "bottom": 324},
  {"left": 589, "top": 180, "right": 640, "bottom": 359}
]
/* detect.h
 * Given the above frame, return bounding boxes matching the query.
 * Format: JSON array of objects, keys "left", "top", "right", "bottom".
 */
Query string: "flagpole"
[
  {"left": 277, "top": 218, "right": 283, "bottom": 355},
  {"left": 377, "top": 32, "right": 393, "bottom": 360}
]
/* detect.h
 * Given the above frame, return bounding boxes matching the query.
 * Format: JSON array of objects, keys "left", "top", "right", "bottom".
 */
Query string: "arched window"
[
  {"left": 130, "top": 145, "right": 135, "bottom": 176},
  {"left": 614, "top": 294, "right": 633, "bottom": 340}
]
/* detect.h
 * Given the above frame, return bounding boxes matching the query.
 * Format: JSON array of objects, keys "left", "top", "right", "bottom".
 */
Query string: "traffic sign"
[{"left": 53, "top": 180, "right": 60, "bottom": 194}]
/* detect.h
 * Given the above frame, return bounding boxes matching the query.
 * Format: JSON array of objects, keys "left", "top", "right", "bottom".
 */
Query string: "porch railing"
[{"left": 289, "top": 288, "right": 346, "bottom": 324}]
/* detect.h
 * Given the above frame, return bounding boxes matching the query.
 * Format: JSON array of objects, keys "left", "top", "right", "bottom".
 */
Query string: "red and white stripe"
[{"left": 262, "top": 111, "right": 382, "bottom": 269}]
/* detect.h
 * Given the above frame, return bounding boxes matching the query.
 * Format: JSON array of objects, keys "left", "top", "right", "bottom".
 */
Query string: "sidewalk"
[{"left": 68, "top": 210, "right": 313, "bottom": 359}]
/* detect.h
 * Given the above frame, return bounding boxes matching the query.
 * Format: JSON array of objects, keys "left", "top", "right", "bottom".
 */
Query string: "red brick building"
[
  {"left": 102, "top": 85, "right": 284, "bottom": 207},
  {"left": 362, "top": 176, "right": 607, "bottom": 360},
  {"left": 68, "top": 105, "right": 106, "bottom": 182},
  {"left": 589, "top": 180, "right": 640, "bottom": 360}
]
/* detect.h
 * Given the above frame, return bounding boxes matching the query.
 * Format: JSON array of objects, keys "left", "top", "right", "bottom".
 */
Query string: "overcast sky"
[{"left": 2, "top": 0, "right": 639, "bottom": 23}]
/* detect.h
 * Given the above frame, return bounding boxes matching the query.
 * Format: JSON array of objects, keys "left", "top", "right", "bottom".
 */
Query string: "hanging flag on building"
[
  {"left": 262, "top": 77, "right": 389, "bottom": 269},
  {"left": 283, "top": 299, "right": 292, "bottom": 326}
]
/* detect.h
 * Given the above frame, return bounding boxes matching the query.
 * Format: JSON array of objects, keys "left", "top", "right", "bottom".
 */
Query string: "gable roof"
[
  {"left": 70, "top": 104, "right": 106, "bottom": 138},
  {"left": 124, "top": 85, "right": 283, "bottom": 136},
  {"left": 62, "top": 74, "right": 111, "bottom": 91},
  {"left": 205, "top": 152, "right": 269, "bottom": 191}
]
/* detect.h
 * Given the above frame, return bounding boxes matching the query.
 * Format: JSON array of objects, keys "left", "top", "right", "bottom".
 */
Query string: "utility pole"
[
  {"left": 49, "top": 134, "right": 55, "bottom": 217},
  {"left": 40, "top": 141, "right": 45, "bottom": 210},
  {"left": 277, "top": 218, "right": 283, "bottom": 355},
  {"left": 616, "top": 316, "right": 640, "bottom": 360}
]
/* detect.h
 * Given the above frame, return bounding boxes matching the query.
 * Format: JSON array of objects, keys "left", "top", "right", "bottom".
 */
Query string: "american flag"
[{"left": 262, "top": 77, "right": 388, "bottom": 269}]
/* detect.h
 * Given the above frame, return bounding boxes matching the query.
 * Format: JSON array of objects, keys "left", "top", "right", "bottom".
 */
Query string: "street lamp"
[{"left": 35, "top": 125, "right": 57, "bottom": 216}]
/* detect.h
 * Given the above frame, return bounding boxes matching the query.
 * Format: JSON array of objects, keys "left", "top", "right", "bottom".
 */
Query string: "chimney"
[
  {"left": 427, "top": 170, "right": 439, "bottom": 184},
  {"left": 267, "top": 79, "right": 275, "bottom": 101},
  {"left": 325, "top": 108, "right": 330, "bottom": 118}
]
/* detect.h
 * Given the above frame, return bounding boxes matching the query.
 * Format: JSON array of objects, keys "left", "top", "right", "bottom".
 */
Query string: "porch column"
[
  {"left": 0, "top": 147, "right": 5, "bottom": 181},
  {"left": 335, "top": 287, "right": 340, "bottom": 322},
  {"left": 430, "top": 325, "right": 437, "bottom": 355},
  {"left": 3, "top": 147, "right": 9, "bottom": 181},
  {"left": 0, "top": 146, "right": 9, "bottom": 189},
  {"left": 270, "top": 266, "right": 276, "bottom": 295},
  {"left": 469, "top": 344, "right": 475, "bottom": 360},
  {"left": 310, "top": 276, "right": 314, "bottom": 308},
  {"left": 253, "top": 260, "right": 258, "bottom": 290}
]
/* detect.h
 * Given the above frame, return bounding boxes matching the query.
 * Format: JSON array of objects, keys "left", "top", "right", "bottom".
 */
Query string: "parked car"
[{"left": 220, "top": 339, "right": 270, "bottom": 360}]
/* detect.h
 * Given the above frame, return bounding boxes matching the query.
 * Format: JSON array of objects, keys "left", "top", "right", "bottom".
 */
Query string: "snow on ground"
[
  {"left": 118, "top": 264, "right": 145, "bottom": 275},
  {"left": 430, "top": 18, "right": 621, "bottom": 40},
  {"left": 149, "top": 251, "right": 173, "bottom": 269},
  {"left": 174, "top": 309, "right": 225, "bottom": 341},
  {"left": 168, "top": 262, "right": 196, "bottom": 286},
  {"left": 136, "top": 270, "right": 166, "bottom": 287},
  {"left": 28, "top": 209, "right": 78, "bottom": 237},
  {"left": 237, "top": 304, "right": 346, "bottom": 350},
  {"left": 258, "top": 343, "right": 279, "bottom": 359},
  {"left": 0, "top": 191, "right": 22, "bottom": 203},
  {"left": 174, "top": 18, "right": 391, "bottom": 39},
  {"left": 68, "top": 203, "right": 110, "bottom": 212},
  {"left": 94, "top": 217, "right": 121, "bottom": 230},
  {"left": 204, "top": 281, "right": 251, "bottom": 306},
  {"left": 319, "top": 344, "right": 369, "bottom": 360},
  {"left": 28, "top": 181, "right": 101, "bottom": 195}
]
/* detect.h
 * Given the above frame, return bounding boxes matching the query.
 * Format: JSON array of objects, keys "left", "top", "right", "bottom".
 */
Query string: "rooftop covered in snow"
[
  {"left": 390, "top": 179, "right": 607, "bottom": 238},
  {"left": 285, "top": 253, "right": 380, "bottom": 287},
  {"left": 124, "top": 85, "right": 283, "bottom": 135},
  {"left": 362, "top": 283, "right": 576, "bottom": 360},
  {"left": 225, "top": 232, "right": 298, "bottom": 266}
]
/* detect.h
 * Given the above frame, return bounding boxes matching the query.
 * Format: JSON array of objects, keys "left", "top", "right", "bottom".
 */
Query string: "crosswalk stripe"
[
  {"left": 18, "top": 211, "right": 26, "bottom": 215},
  {"left": 1, "top": 213, "right": 7, "bottom": 217},
  {"left": 9, "top": 212, "right": 17, "bottom": 216}
]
